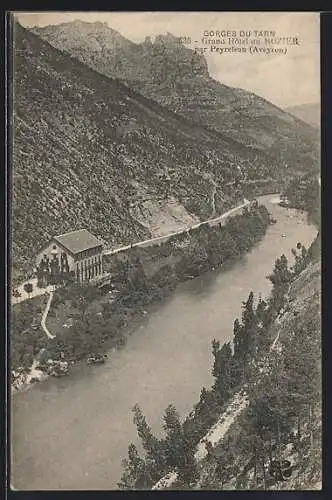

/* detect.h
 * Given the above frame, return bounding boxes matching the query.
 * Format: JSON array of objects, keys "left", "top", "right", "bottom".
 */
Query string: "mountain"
[
  {"left": 285, "top": 103, "right": 320, "bottom": 128},
  {"left": 32, "top": 20, "right": 319, "bottom": 172},
  {"left": 12, "top": 22, "right": 285, "bottom": 279}
]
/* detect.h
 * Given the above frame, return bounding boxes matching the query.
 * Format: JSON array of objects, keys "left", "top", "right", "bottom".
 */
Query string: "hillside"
[
  {"left": 281, "top": 172, "right": 321, "bottom": 227},
  {"left": 12, "top": 22, "right": 294, "bottom": 278},
  {"left": 32, "top": 20, "right": 319, "bottom": 172},
  {"left": 118, "top": 237, "right": 321, "bottom": 490},
  {"left": 285, "top": 103, "right": 320, "bottom": 129},
  {"left": 196, "top": 258, "right": 321, "bottom": 490}
]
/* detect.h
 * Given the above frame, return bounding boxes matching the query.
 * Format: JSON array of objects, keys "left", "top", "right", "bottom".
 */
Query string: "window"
[{"left": 52, "top": 245, "right": 57, "bottom": 250}]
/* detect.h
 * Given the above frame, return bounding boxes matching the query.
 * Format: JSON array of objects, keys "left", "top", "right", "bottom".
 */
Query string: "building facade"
[{"left": 36, "top": 229, "right": 103, "bottom": 286}]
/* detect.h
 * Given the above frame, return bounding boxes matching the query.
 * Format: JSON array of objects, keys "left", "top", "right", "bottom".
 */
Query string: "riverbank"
[
  {"left": 11, "top": 201, "right": 271, "bottom": 394},
  {"left": 121, "top": 232, "right": 321, "bottom": 490},
  {"left": 11, "top": 196, "right": 319, "bottom": 490},
  {"left": 281, "top": 172, "right": 320, "bottom": 227},
  {"left": 198, "top": 257, "right": 321, "bottom": 491}
]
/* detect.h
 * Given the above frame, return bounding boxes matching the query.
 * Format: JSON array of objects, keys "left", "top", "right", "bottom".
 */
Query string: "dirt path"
[{"left": 41, "top": 291, "right": 56, "bottom": 339}]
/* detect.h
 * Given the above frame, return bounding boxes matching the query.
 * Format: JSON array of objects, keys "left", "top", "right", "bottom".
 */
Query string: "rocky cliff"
[
  {"left": 32, "top": 20, "right": 319, "bottom": 172},
  {"left": 13, "top": 22, "right": 275, "bottom": 278}
]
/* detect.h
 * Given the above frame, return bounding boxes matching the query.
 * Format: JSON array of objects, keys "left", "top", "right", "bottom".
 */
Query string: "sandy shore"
[{"left": 11, "top": 360, "right": 49, "bottom": 394}]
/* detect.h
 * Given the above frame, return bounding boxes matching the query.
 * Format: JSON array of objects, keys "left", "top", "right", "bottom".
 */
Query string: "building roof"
[{"left": 53, "top": 229, "right": 103, "bottom": 255}]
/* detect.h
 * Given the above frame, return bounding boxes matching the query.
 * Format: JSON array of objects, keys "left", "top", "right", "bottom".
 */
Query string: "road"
[
  {"left": 40, "top": 291, "right": 56, "bottom": 339},
  {"left": 11, "top": 198, "right": 250, "bottom": 304},
  {"left": 104, "top": 198, "right": 250, "bottom": 256}
]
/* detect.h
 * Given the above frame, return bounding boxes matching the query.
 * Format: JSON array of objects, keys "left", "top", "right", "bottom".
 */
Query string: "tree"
[
  {"left": 162, "top": 404, "right": 198, "bottom": 487},
  {"left": 233, "top": 292, "right": 259, "bottom": 373},
  {"left": 241, "top": 292, "right": 258, "bottom": 357},
  {"left": 132, "top": 404, "right": 165, "bottom": 478},
  {"left": 23, "top": 282, "right": 33, "bottom": 297},
  {"left": 133, "top": 404, "right": 158, "bottom": 454},
  {"left": 242, "top": 308, "right": 321, "bottom": 489},
  {"left": 118, "top": 443, "right": 152, "bottom": 490},
  {"left": 163, "top": 404, "right": 183, "bottom": 468},
  {"left": 291, "top": 243, "right": 308, "bottom": 276},
  {"left": 281, "top": 320, "right": 321, "bottom": 444},
  {"left": 215, "top": 450, "right": 232, "bottom": 488},
  {"left": 255, "top": 296, "right": 271, "bottom": 354},
  {"left": 206, "top": 229, "right": 223, "bottom": 268},
  {"left": 232, "top": 318, "right": 247, "bottom": 383},
  {"left": 267, "top": 255, "right": 292, "bottom": 313},
  {"left": 211, "top": 341, "right": 234, "bottom": 401},
  {"left": 101, "top": 301, "right": 113, "bottom": 320},
  {"left": 268, "top": 255, "right": 292, "bottom": 289},
  {"left": 70, "top": 283, "right": 98, "bottom": 323},
  {"left": 128, "top": 258, "right": 147, "bottom": 292},
  {"left": 12, "top": 289, "right": 21, "bottom": 299},
  {"left": 185, "top": 387, "right": 221, "bottom": 446},
  {"left": 233, "top": 318, "right": 244, "bottom": 360},
  {"left": 248, "top": 364, "right": 294, "bottom": 441},
  {"left": 177, "top": 448, "right": 198, "bottom": 488},
  {"left": 63, "top": 270, "right": 76, "bottom": 286},
  {"left": 256, "top": 295, "right": 268, "bottom": 326}
]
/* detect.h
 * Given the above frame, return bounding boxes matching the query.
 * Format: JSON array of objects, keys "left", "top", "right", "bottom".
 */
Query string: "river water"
[{"left": 11, "top": 195, "right": 318, "bottom": 490}]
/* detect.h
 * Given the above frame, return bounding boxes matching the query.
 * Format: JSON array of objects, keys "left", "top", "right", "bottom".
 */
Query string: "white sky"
[{"left": 15, "top": 11, "right": 320, "bottom": 108}]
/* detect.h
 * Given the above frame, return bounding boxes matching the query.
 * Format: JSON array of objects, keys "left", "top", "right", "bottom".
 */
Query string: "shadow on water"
[{"left": 181, "top": 254, "right": 249, "bottom": 299}]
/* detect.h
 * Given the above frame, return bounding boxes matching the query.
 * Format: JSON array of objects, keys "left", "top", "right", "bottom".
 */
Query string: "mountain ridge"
[
  {"left": 31, "top": 20, "right": 319, "bottom": 171},
  {"left": 13, "top": 22, "right": 284, "bottom": 280},
  {"left": 285, "top": 103, "right": 320, "bottom": 128}
]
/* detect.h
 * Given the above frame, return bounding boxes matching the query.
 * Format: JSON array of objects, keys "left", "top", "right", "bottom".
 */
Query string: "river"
[{"left": 11, "top": 195, "right": 318, "bottom": 490}]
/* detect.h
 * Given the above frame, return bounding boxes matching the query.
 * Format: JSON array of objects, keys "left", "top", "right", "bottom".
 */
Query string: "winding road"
[
  {"left": 104, "top": 198, "right": 250, "bottom": 256},
  {"left": 12, "top": 198, "right": 252, "bottom": 306}
]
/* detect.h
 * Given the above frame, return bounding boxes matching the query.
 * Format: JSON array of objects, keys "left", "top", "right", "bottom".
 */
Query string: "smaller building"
[{"left": 36, "top": 229, "right": 104, "bottom": 287}]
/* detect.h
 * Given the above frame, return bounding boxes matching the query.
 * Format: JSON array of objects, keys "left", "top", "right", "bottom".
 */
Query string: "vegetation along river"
[{"left": 11, "top": 195, "right": 318, "bottom": 490}]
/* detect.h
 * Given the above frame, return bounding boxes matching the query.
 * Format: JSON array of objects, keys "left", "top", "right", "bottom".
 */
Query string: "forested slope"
[
  {"left": 119, "top": 235, "right": 321, "bottom": 490},
  {"left": 13, "top": 22, "right": 284, "bottom": 278}
]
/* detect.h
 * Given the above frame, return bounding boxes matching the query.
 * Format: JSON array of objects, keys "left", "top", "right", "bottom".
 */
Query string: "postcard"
[{"left": 9, "top": 11, "right": 321, "bottom": 491}]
